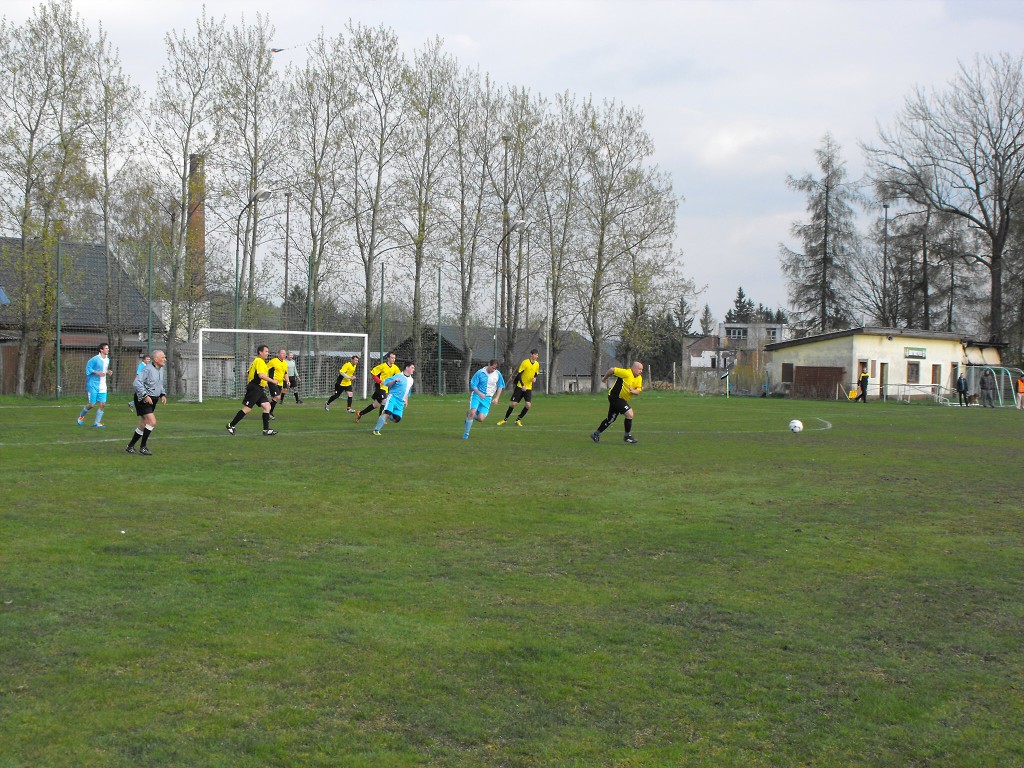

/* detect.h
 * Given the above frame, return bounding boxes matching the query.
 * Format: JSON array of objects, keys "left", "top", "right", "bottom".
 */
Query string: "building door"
[{"left": 879, "top": 362, "right": 889, "bottom": 400}]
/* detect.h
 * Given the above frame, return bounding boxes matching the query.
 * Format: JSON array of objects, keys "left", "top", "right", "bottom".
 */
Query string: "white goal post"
[{"left": 193, "top": 327, "right": 369, "bottom": 403}]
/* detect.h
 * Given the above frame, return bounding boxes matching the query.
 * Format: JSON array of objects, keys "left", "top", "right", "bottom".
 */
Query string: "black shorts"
[
  {"left": 372, "top": 386, "right": 386, "bottom": 404},
  {"left": 134, "top": 395, "right": 158, "bottom": 417},
  {"left": 290, "top": 376, "right": 300, "bottom": 390},
  {"left": 510, "top": 386, "right": 533, "bottom": 404},
  {"left": 334, "top": 381, "right": 353, "bottom": 394},
  {"left": 607, "top": 396, "right": 631, "bottom": 416},
  {"left": 243, "top": 384, "right": 269, "bottom": 409},
  {"left": 268, "top": 382, "right": 282, "bottom": 398}
]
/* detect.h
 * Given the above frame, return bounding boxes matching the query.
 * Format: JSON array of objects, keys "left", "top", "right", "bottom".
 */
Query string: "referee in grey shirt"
[{"left": 126, "top": 350, "right": 167, "bottom": 455}]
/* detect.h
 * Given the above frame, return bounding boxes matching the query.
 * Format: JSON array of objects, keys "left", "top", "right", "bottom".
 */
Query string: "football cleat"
[
  {"left": 77, "top": 415, "right": 85, "bottom": 426},
  {"left": 226, "top": 424, "right": 235, "bottom": 435},
  {"left": 497, "top": 419, "right": 506, "bottom": 426},
  {"left": 324, "top": 402, "right": 330, "bottom": 411},
  {"left": 93, "top": 423, "right": 105, "bottom": 428},
  {"left": 624, "top": 434, "right": 638, "bottom": 444},
  {"left": 591, "top": 431, "right": 601, "bottom": 443},
  {"left": 354, "top": 411, "right": 362, "bottom": 423},
  {"left": 268, "top": 413, "right": 275, "bottom": 420},
  {"left": 372, "top": 430, "right": 382, "bottom": 436},
  {"left": 125, "top": 446, "right": 137, "bottom": 454},
  {"left": 346, "top": 408, "right": 356, "bottom": 413},
  {"left": 263, "top": 429, "right": 278, "bottom": 436},
  {"left": 139, "top": 447, "right": 152, "bottom": 456},
  {"left": 516, "top": 419, "right": 524, "bottom": 427}
]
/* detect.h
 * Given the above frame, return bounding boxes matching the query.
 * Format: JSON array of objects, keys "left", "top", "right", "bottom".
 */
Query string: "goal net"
[{"left": 187, "top": 328, "right": 369, "bottom": 403}]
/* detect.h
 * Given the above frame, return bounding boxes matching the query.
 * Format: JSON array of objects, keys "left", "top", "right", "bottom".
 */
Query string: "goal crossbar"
[{"left": 197, "top": 327, "right": 369, "bottom": 403}]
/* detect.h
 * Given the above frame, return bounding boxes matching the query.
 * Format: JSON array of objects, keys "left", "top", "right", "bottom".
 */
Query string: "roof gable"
[{"left": 0, "top": 237, "right": 160, "bottom": 332}]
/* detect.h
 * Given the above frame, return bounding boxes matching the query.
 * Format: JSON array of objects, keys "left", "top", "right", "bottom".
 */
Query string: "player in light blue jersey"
[
  {"left": 78, "top": 342, "right": 110, "bottom": 427},
  {"left": 463, "top": 359, "right": 505, "bottom": 439},
  {"left": 373, "top": 362, "right": 415, "bottom": 436}
]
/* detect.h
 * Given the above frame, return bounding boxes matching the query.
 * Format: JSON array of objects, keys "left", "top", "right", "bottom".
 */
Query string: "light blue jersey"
[
  {"left": 85, "top": 353, "right": 109, "bottom": 403},
  {"left": 470, "top": 367, "right": 505, "bottom": 398},
  {"left": 382, "top": 373, "right": 413, "bottom": 404}
]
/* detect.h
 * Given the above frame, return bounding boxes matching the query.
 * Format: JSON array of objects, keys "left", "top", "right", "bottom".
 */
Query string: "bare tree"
[
  {"left": 865, "top": 53, "right": 1024, "bottom": 342},
  {"left": 493, "top": 88, "right": 545, "bottom": 373},
  {"left": 146, "top": 10, "right": 224, "bottom": 394},
  {"left": 284, "top": 32, "right": 354, "bottom": 343},
  {"left": 218, "top": 13, "right": 286, "bottom": 325},
  {"left": 573, "top": 97, "right": 674, "bottom": 391},
  {"left": 444, "top": 67, "right": 499, "bottom": 389},
  {"left": 85, "top": 22, "right": 141, "bottom": 364},
  {"left": 398, "top": 37, "right": 457, "bottom": 371},
  {"left": 0, "top": 0, "right": 94, "bottom": 393},
  {"left": 342, "top": 22, "right": 408, "bottom": 336},
  {"left": 532, "top": 92, "right": 585, "bottom": 389},
  {"left": 779, "top": 132, "right": 861, "bottom": 333}
]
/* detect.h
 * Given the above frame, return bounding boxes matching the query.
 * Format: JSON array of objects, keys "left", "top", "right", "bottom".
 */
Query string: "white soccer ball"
[{"left": 788, "top": 419, "right": 804, "bottom": 433}]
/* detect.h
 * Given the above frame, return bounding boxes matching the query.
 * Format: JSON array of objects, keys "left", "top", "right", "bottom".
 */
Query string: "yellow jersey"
[
  {"left": 515, "top": 358, "right": 540, "bottom": 391},
  {"left": 247, "top": 357, "right": 269, "bottom": 388},
  {"left": 339, "top": 361, "right": 358, "bottom": 387},
  {"left": 372, "top": 362, "right": 401, "bottom": 393},
  {"left": 266, "top": 357, "right": 288, "bottom": 385},
  {"left": 607, "top": 367, "right": 642, "bottom": 403}
]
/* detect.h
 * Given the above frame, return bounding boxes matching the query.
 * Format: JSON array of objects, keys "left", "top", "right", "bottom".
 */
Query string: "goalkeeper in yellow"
[
  {"left": 498, "top": 349, "right": 540, "bottom": 427},
  {"left": 591, "top": 361, "right": 643, "bottom": 444}
]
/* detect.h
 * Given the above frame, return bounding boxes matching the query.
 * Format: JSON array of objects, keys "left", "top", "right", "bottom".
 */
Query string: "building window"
[
  {"left": 725, "top": 327, "right": 747, "bottom": 340},
  {"left": 781, "top": 363, "right": 794, "bottom": 383},
  {"left": 907, "top": 361, "right": 920, "bottom": 384},
  {"left": 765, "top": 327, "right": 778, "bottom": 341},
  {"left": 931, "top": 364, "right": 941, "bottom": 385}
]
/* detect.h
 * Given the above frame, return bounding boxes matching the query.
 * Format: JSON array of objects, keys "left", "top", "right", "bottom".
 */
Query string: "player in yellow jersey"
[
  {"left": 266, "top": 348, "right": 291, "bottom": 420},
  {"left": 226, "top": 344, "right": 278, "bottom": 436},
  {"left": 326, "top": 355, "right": 359, "bottom": 413},
  {"left": 356, "top": 352, "right": 400, "bottom": 423},
  {"left": 498, "top": 349, "right": 540, "bottom": 427},
  {"left": 591, "top": 361, "right": 643, "bottom": 444}
]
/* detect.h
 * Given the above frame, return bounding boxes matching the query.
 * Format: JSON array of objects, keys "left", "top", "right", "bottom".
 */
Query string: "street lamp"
[
  {"left": 494, "top": 219, "right": 526, "bottom": 358},
  {"left": 234, "top": 187, "right": 272, "bottom": 329}
]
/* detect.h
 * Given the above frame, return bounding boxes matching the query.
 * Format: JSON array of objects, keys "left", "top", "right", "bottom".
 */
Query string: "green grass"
[{"left": 1, "top": 392, "right": 1022, "bottom": 767}]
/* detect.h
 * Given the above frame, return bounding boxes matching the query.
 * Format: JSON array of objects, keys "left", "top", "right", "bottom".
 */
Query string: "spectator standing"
[
  {"left": 979, "top": 369, "right": 997, "bottom": 408},
  {"left": 955, "top": 372, "right": 969, "bottom": 407}
]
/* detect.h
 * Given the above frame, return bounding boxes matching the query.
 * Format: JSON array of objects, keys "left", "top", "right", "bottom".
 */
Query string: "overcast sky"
[{"left": 7, "top": 0, "right": 1024, "bottom": 320}]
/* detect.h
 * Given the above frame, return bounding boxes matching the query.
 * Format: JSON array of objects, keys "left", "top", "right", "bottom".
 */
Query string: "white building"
[{"left": 765, "top": 326, "right": 1008, "bottom": 401}]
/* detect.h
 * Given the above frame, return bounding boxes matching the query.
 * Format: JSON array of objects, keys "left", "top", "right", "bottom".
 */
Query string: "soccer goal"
[{"left": 190, "top": 328, "right": 369, "bottom": 403}]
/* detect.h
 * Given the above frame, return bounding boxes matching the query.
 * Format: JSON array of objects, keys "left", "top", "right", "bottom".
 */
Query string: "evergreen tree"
[
  {"left": 699, "top": 304, "right": 715, "bottom": 335},
  {"left": 779, "top": 133, "right": 861, "bottom": 333}
]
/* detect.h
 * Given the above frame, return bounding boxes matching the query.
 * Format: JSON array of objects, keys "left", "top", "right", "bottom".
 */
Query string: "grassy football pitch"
[{"left": 1, "top": 391, "right": 1022, "bottom": 767}]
